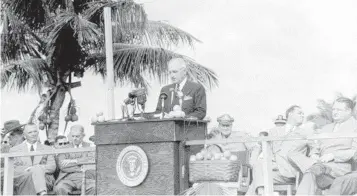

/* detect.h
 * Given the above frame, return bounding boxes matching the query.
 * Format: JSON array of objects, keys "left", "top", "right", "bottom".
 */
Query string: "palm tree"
[{"left": 1, "top": 0, "right": 218, "bottom": 142}]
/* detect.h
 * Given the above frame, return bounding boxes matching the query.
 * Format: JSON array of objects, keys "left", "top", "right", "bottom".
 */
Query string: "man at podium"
[{"left": 155, "top": 57, "right": 207, "bottom": 120}]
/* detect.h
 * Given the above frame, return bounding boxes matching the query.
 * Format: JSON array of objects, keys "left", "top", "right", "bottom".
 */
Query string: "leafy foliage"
[{"left": 1, "top": 0, "right": 218, "bottom": 140}]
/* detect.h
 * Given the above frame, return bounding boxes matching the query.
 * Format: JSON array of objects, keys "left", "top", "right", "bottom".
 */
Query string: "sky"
[{"left": 1, "top": 0, "right": 357, "bottom": 141}]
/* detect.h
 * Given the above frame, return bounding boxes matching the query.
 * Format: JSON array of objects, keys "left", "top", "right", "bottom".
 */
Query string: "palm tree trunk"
[{"left": 47, "top": 86, "right": 66, "bottom": 143}]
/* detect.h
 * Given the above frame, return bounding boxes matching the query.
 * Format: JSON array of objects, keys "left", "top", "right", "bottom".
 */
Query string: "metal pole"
[
  {"left": 262, "top": 140, "right": 274, "bottom": 196},
  {"left": 104, "top": 7, "right": 115, "bottom": 120}
]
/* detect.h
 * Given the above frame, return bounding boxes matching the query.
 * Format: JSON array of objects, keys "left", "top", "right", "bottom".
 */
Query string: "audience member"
[
  {"left": 54, "top": 125, "right": 95, "bottom": 195},
  {"left": 9, "top": 123, "right": 56, "bottom": 195},
  {"left": 247, "top": 105, "right": 312, "bottom": 195},
  {"left": 289, "top": 97, "right": 357, "bottom": 195}
]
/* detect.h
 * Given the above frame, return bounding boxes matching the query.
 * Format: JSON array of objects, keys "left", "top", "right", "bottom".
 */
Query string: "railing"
[
  {"left": 0, "top": 147, "right": 96, "bottom": 196},
  {"left": 185, "top": 133, "right": 357, "bottom": 196},
  {"left": 2, "top": 133, "right": 357, "bottom": 196}
]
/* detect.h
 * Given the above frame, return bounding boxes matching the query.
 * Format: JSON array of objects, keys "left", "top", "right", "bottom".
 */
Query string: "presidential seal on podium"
[{"left": 116, "top": 145, "right": 149, "bottom": 187}]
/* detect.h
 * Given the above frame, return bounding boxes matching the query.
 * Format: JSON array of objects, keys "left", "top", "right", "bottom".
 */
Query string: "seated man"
[
  {"left": 155, "top": 57, "right": 207, "bottom": 120},
  {"left": 9, "top": 123, "right": 56, "bottom": 195},
  {"left": 324, "top": 154, "right": 357, "bottom": 195},
  {"left": 324, "top": 125, "right": 357, "bottom": 195},
  {"left": 288, "top": 97, "right": 357, "bottom": 195},
  {"left": 53, "top": 135, "right": 70, "bottom": 179},
  {"left": 247, "top": 105, "right": 312, "bottom": 195},
  {"left": 54, "top": 125, "right": 95, "bottom": 195},
  {"left": 207, "top": 114, "right": 252, "bottom": 152},
  {"left": 1, "top": 120, "right": 25, "bottom": 194},
  {"left": 206, "top": 114, "right": 254, "bottom": 194}
]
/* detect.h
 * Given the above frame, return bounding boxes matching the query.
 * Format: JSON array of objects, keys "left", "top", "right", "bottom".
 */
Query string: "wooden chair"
[
  {"left": 273, "top": 172, "right": 300, "bottom": 196},
  {"left": 48, "top": 163, "right": 96, "bottom": 195},
  {"left": 216, "top": 150, "right": 252, "bottom": 195},
  {"left": 80, "top": 163, "right": 96, "bottom": 196}
]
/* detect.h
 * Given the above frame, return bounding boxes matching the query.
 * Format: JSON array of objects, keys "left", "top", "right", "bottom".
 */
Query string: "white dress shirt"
[
  {"left": 74, "top": 143, "right": 83, "bottom": 148},
  {"left": 26, "top": 141, "right": 38, "bottom": 151}
]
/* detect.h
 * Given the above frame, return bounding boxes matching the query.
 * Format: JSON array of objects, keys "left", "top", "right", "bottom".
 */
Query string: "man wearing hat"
[
  {"left": 208, "top": 114, "right": 251, "bottom": 152},
  {"left": 274, "top": 115, "right": 286, "bottom": 127},
  {"left": 1, "top": 120, "right": 25, "bottom": 147},
  {"left": 1, "top": 120, "right": 26, "bottom": 194}
]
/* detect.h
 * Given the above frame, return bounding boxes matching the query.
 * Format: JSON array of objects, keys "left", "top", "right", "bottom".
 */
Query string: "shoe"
[
  {"left": 38, "top": 191, "right": 47, "bottom": 195},
  {"left": 309, "top": 163, "right": 331, "bottom": 176}
]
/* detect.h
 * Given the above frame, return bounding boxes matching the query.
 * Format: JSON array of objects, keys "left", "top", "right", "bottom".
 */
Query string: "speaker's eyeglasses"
[{"left": 58, "top": 142, "right": 69, "bottom": 146}]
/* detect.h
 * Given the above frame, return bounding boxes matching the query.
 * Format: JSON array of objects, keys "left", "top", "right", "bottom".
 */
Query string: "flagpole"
[{"left": 104, "top": 7, "right": 115, "bottom": 120}]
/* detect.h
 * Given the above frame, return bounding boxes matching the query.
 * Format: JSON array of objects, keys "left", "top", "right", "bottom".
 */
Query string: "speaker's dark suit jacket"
[{"left": 155, "top": 80, "right": 207, "bottom": 120}]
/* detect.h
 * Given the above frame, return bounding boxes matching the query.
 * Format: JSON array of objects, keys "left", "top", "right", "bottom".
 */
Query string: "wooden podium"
[{"left": 94, "top": 119, "right": 207, "bottom": 195}]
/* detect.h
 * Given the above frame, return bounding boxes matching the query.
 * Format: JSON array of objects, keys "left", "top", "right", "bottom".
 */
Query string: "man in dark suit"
[
  {"left": 54, "top": 125, "right": 95, "bottom": 195},
  {"left": 155, "top": 57, "right": 207, "bottom": 120}
]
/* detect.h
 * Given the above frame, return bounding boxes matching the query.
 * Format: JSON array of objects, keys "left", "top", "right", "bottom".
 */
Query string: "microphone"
[
  {"left": 159, "top": 92, "right": 168, "bottom": 119},
  {"left": 169, "top": 87, "right": 175, "bottom": 110}
]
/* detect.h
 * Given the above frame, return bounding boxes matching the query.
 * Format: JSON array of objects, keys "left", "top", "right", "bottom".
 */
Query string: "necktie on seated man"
[{"left": 30, "top": 145, "right": 34, "bottom": 165}]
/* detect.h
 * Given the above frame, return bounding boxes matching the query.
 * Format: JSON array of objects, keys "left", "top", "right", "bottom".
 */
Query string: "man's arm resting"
[
  {"left": 57, "top": 153, "right": 82, "bottom": 173},
  {"left": 43, "top": 154, "right": 56, "bottom": 174},
  {"left": 334, "top": 149, "right": 357, "bottom": 162}
]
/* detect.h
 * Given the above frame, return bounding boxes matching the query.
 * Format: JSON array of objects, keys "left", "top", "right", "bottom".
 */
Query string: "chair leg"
[
  {"left": 286, "top": 185, "right": 292, "bottom": 196},
  {"left": 81, "top": 170, "right": 86, "bottom": 196}
]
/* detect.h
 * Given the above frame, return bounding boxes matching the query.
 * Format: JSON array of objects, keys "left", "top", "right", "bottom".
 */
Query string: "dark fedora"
[{"left": 1, "top": 120, "right": 25, "bottom": 136}]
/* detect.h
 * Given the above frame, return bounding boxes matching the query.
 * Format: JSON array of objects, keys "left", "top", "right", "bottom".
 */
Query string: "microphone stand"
[
  {"left": 161, "top": 98, "right": 165, "bottom": 119},
  {"left": 159, "top": 92, "right": 168, "bottom": 119}
]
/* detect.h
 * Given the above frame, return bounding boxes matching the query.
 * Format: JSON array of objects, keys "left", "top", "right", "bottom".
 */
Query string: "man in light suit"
[
  {"left": 155, "top": 57, "right": 207, "bottom": 120},
  {"left": 289, "top": 97, "right": 357, "bottom": 195},
  {"left": 324, "top": 152, "right": 357, "bottom": 195},
  {"left": 54, "top": 125, "right": 95, "bottom": 195},
  {"left": 10, "top": 123, "right": 56, "bottom": 195},
  {"left": 248, "top": 105, "right": 312, "bottom": 195}
]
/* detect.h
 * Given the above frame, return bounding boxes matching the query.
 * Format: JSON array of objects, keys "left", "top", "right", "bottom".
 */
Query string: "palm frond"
[
  {"left": 72, "top": 15, "right": 104, "bottom": 49},
  {"left": 87, "top": 43, "right": 218, "bottom": 89},
  {"left": 46, "top": 0, "right": 66, "bottom": 13},
  {"left": 335, "top": 92, "right": 344, "bottom": 99},
  {"left": 306, "top": 113, "right": 332, "bottom": 129},
  {"left": 1, "top": 9, "right": 45, "bottom": 61},
  {"left": 1, "top": 58, "right": 50, "bottom": 94},
  {"left": 140, "top": 21, "right": 201, "bottom": 48},
  {"left": 45, "top": 12, "right": 102, "bottom": 71},
  {"left": 84, "top": 0, "right": 146, "bottom": 33},
  {"left": 316, "top": 99, "right": 333, "bottom": 122},
  {"left": 2, "top": 0, "right": 46, "bottom": 29}
]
